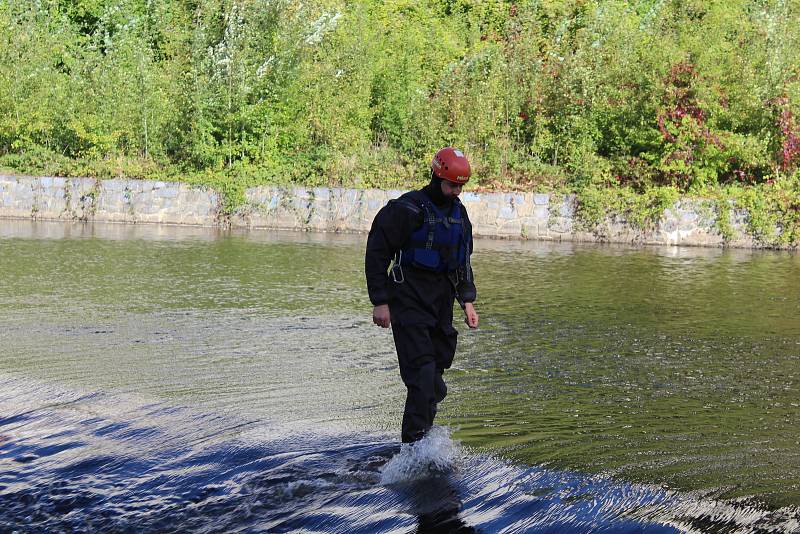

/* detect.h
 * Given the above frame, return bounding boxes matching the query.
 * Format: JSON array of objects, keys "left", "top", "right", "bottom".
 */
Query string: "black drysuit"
[{"left": 365, "top": 184, "right": 476, "bottom": 443}]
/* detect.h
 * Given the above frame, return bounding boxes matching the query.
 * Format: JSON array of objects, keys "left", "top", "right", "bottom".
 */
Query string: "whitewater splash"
[{"left": 379, "top": 426, "right": 461, "bottom": 485}]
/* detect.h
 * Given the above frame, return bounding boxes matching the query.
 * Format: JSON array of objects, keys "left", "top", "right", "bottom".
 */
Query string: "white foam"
[{"left": 379, "top": 426, "right": 460, "bottom": 485}]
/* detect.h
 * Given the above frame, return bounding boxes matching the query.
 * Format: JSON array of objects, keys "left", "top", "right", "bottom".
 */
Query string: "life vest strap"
[
  {"left": 390, "top": 198, "right": 423, "bottom": 215},
  {"left": 420, "top": 203, "right": 462, "bottom": 250},
  {"left": 397, "top": 191, "right": 466, "bottom": 273},
  {"left": 406, "top": 241, "right": 451, "bottom": 250}
]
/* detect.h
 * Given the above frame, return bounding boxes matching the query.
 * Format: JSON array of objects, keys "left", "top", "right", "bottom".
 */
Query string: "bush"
[{"left": 0, "top": 0, "right": 798, "bottom": 236}]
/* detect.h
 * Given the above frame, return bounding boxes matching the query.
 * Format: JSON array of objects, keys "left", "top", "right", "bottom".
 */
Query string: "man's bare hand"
[
  {"left": 373, "top": 304, "right": 391, "bottom": 328},
  {"left": 464, "top": 302, "right": 479, "bottom": 329}
]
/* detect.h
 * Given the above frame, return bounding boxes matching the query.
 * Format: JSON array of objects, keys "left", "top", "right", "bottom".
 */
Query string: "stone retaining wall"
[
  {"left": 0, "top": 175, "right": 766, "bottom": 248},
  {"left": 0, "top": 175, "right": 219, "bottom": 226},
  {"left": 234, "top": 185, "right": 758, "bottom": 248}
]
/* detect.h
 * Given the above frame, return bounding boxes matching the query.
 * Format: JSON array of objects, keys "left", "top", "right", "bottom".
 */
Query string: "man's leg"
[
  {"left": 430, "top": 369, "right": 446, "bottom": 422},
  {"left": 430, "top": 325, "right": 458, "bottom": 425},
  {"left": 392, "top": 324, "right": 437, "bottom": 443},
  {"left": 399, "top": 360, "right": 436, "bottom": 443}
]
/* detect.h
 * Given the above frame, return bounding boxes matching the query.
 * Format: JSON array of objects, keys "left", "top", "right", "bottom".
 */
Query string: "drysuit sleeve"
[
  {"left": 457, "top": 208, "right": 477, "bottom": 304},
  {"left": 365, "top": 199, "right": 422, "bottom": 306}
]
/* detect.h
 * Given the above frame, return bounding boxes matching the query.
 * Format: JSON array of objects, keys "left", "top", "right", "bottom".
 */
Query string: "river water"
[{"left": 1, "top": 220, "right": 799, "bottom": 533}]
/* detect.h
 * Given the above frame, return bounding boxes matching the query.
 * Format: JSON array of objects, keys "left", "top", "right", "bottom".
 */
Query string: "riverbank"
[{"left": 0, "top": 174, "right": 788, "bottom": 249}]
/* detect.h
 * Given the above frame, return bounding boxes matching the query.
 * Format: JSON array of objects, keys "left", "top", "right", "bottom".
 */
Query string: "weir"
[{"left": 1, "top": 220, "right": 799, "bottom": 531}]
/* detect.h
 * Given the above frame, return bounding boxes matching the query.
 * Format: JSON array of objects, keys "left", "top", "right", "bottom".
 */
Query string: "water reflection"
[{"left": 403, "top": 475, "right": 474, "bottom": 533}]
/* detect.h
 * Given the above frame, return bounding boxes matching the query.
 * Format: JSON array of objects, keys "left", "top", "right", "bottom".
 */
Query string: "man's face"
[{"left": 440, "top": 180, "right": 463, "bottom": 200}]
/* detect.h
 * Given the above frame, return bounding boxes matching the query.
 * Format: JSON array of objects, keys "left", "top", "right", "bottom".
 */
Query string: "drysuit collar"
[{"left": 422, "top": 173, "right": 452, "bottom": 209}]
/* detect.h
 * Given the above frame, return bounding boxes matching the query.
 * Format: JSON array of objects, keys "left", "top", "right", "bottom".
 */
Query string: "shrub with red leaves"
[
  {"left": 657, "top": 62, "right": 706, "bottom": 143},
  {"left": 776, "top": 97, "right": 800, "bottom": 174}
]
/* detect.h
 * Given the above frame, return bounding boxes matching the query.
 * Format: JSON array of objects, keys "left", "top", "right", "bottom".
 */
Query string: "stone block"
[
  {"left": 313, "top": 187, "right": 330, "bottom": 201},
  {"left": 497, "top": 220, "right": 522, "bottom": 236},
  {"left": 498, "top": 202, "right": 516, "bottom": 220},
  {"left": 558, "top": 198, "right": 576, "bottom": 217},
  {"left": 533, "top": 205, "right": 549, "bottom": 221},
  {"left": 549, "top": 217, "right": 573, "bottom": 234},
  {"left": 15, "top": 188, "right": 32, "bottom": 202},
  {"left": 158, "top": 187, "right": 179, "bottom": 199},
  {"left": 460, "top": 192, "right": 480, "bottom": 203},
  {"left": 103, "top": 179, "right": 126, "bottom": 192}
]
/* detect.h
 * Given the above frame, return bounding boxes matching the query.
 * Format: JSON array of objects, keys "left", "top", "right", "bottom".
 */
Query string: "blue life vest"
[{"left": 395, "top": 191, "right": 468, "bottom": 273}]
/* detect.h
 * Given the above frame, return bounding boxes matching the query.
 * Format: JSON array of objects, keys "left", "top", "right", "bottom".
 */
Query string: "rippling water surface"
[{"left": 1, "top": 220, "right": 799, "bottom": 533}]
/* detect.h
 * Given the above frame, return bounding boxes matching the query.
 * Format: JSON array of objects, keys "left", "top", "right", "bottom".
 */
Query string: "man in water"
[{"left": 365, "top": 147, "right": 479, "bottom": 444}]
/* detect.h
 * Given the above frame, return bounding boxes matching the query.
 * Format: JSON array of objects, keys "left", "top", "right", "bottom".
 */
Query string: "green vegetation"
[{"left": 1, "top": 0, "right": 799, "bottom": 243}]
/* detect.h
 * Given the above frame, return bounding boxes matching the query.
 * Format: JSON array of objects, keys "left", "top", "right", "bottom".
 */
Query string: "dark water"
[{"left": 1, "top": 220, "right": 799, "bottom": 532}]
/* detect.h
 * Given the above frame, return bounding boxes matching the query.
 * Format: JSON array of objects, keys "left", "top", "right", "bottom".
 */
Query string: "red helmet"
[{"left": 431, "top": 147, "right": 471, "bottom": 184}]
